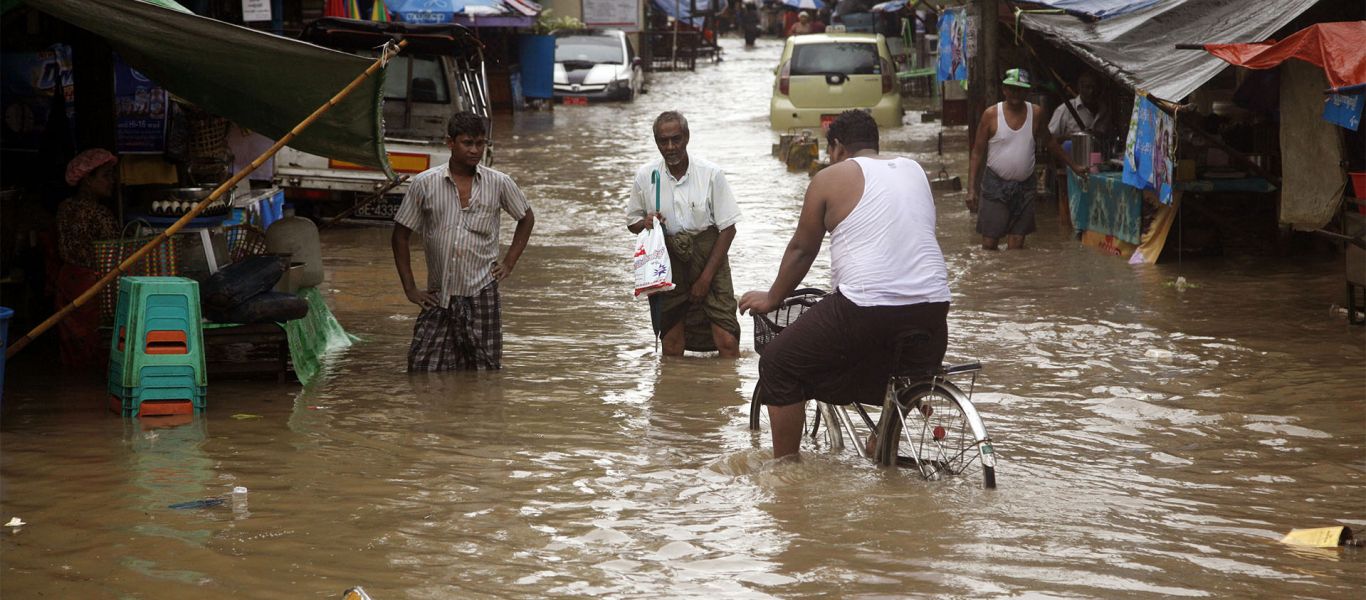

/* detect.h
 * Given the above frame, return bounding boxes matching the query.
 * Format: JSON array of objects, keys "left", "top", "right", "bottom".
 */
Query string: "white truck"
[{"left": 273, "top": 18, "right": 491, "bottom": 219}]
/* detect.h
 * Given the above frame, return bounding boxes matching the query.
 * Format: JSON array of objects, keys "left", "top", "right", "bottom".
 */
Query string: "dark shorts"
[
  {"left": 756, "top": 291, "right": 949, "bottom": 407},
  {"left": 977, "top": 168, "right": 1037, "bottom": 239},
  {"left": 408, "top": 281, "right": 502, "bottom": 372}
]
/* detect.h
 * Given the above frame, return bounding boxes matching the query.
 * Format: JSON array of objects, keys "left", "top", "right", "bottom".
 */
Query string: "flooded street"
[{"left": 3, "top": 36, "right": 1365, "bottom": 598}]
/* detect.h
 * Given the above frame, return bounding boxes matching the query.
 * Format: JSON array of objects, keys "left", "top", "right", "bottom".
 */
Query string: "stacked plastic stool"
[{"left": 107, "top": 276, "right": 207, "bottom": 416}]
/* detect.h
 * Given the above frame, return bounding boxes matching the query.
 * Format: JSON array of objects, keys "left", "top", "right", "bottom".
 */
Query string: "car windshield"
[
  {"left": 790, "top": 42, "right": 880, "bottom": 75},
  {"left": 556, "top": 36, "right": 623, "bottom": 65},
  {"left": 360, "top": 52, "right": 450, "bottom": 103}
]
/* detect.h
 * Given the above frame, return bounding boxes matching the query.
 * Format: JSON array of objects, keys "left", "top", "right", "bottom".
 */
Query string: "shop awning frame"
[
  {"left": 1017, "top": 0, "right": 1323, "bottom": 102},
  {"left": 23, "top": 0, "right": 394, "bottom": 175}
]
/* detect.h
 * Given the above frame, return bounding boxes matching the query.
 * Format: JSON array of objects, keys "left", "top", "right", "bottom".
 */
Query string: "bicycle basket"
[{"left": 752, "top": 287, "right": 827, "bottom": 354}]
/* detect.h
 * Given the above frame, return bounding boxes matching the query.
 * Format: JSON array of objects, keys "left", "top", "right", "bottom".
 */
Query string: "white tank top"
[
  {"left": 830, "top": 157, "right": 951, "bottom": 307},
  {"left": 985, "top": 101, "right": 1036, "bottom": 181}
]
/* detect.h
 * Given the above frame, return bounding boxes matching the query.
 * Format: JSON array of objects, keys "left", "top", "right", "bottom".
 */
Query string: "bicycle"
[{"left": 748, "top": 288, "right": 998, "bottom": 489}]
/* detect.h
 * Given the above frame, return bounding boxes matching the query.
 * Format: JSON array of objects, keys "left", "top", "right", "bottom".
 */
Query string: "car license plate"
[
  {"left": 820, "top": 114, "right": 838, "bottom": 130},
  {"left": 564, "top": 96, "right": 588, "bottom": 106}
]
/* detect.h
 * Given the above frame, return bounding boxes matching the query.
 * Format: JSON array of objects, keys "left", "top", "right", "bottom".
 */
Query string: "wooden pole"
[
  {"left": 982, "top": 0, "right": 999, "bottom": 108},
  {"left": 968, "top": 0, "right": 999, "bottom": 151},
  {"left": 5, "top": 39, "right": 409, "bottom": 359}
]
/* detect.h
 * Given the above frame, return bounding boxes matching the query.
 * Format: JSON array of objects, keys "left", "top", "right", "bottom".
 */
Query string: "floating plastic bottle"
[{"left": 231, "top": 486, "right": 249, "bottom": 516}]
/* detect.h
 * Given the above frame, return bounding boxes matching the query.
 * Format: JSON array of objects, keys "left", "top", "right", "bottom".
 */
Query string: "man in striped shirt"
[
  {"left": 627, "top": 111, "right": 742, "bottom": 358},
  {"left": 391, "top": 112, "right": 536, "bottom": 371}
]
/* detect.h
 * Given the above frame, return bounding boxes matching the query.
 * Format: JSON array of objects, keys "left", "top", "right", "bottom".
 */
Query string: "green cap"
[{"left": 1002, "top": 68, "right": 1032, "bottom": 88}]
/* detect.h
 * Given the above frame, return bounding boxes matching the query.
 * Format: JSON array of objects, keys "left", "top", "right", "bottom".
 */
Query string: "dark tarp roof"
[
  {"left": 1018, "top": 0, "right": 1323, "bottom": 102},
  {"left": 24, "top": 0, "right": 393, "bottom": 175}
]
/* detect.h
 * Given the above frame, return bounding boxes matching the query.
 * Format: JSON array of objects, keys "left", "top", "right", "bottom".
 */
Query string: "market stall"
[
  {"left": 3, "top": 0, "right": 373, "bottom": 386},
  {"left": 1067, "top": 171, "right": 1277, "bottom": 263}
]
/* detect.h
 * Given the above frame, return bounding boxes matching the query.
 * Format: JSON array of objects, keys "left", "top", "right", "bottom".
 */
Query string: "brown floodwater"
[{"left": 3, "top": 36, "right": 1364, "bottom": 599}]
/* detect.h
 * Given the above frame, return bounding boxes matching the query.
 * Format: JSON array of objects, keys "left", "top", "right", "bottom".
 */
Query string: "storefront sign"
[
  {"left": 0, "top": 45, "right": 73, "bottom": 152},
  {"left": 113, "top": 54, "right": 168, "bottom": 154},
  {"left": 1322, "top": 93, "right": 1362, "bottom": 131},
  {"left": 242, "top": 0, "right": 272, "bottom": 22},
  {"left": 1122, "top": 94, "right": 1175, "bottom": 205},
  {"left": 936, "top": 8, "right": 969, "bottom": 82},
  {"left": 583, "top": 0, "right": 640, "bottom": 31}
]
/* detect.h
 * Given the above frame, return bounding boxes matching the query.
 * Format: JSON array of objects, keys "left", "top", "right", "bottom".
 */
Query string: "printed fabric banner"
[
  {"left": 1322, "top": 93, "right": 1362, "bottom": 131},
  {"left": 936, "top": 8, "right": 969, "bottom": 82},
  {"left": 114, "top": 53, "right": 168, "bottom": 154},
  {"left": 1122, "top": 94, "right": 1175, "bottom": 205}
]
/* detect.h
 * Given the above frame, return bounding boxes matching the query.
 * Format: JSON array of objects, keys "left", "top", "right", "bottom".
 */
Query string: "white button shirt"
[
  {"left": 627, "top": 156, "right": 741, "bottom": 234},
  {"left": 1049, "top": 97, "right": 1112, "bottom": 138}
]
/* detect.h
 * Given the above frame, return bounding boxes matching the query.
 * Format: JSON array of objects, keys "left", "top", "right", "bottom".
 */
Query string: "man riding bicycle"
[{"left": 739, "top": 110, "right": 951, "bottom": 460}]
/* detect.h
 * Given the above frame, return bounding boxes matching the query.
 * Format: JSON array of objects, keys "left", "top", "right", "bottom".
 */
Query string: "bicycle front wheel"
[{"left": 875, "top": 379, "right": 997, "bottom": 489}]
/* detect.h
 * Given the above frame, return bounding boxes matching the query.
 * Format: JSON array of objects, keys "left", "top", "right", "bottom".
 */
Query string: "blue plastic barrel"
[
  {"left": 518, "top": 34, "right": 556, "bottom": 100},
  {"left": 0, "top": 306, "right": 12, "bottom": 404}
]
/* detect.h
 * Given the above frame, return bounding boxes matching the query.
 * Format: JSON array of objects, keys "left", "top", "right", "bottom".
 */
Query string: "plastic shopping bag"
[{"left": 632, "top": 219, "right": 675, "bottom": 298}]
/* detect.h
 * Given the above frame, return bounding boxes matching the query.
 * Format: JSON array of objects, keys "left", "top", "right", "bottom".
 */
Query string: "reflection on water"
[{"left": 3, "top": 36, "right": 1364, "bottom": 598}]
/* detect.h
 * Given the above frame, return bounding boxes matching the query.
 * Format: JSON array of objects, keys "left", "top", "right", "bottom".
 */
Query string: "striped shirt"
[
  {"left": 394, "top": 163, "right": 530, "bottom": 307},
  {"left": 627, "top": 156, "right": 741, "bottom": 234}
]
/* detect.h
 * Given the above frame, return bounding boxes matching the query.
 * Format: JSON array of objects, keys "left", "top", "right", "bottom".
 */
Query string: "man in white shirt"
[
  {"left": 1048, "top": 71, "right": 1110, "bottom": 139},
  {"left": 1049, "top": 72, "right": 1111, "bottom": 228},
  {"left": 627, "top": 111, "right": 742, "bottom": 358}
]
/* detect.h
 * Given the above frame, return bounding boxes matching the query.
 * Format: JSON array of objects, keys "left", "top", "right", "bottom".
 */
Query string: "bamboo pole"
[{"left": 5, "top": 39, "right": 409, "bottom": 359}]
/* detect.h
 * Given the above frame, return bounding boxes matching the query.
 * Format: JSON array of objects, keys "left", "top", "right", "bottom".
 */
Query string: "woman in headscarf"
[
  {"left": 52, "top": 148, "right": 119, "bottom": 366},
  {"left": 787, "top": 11, "right": 817, "bottom": 36}
]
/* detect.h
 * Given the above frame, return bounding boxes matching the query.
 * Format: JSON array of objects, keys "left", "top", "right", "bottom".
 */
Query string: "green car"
[{"left": 769, "top": 33, "right": 904, "bottom": 131}]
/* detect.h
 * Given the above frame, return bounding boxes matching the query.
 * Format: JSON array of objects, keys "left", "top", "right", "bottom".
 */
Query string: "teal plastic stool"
[{"left": 107, "top": 277, "right": 206, "bottom": 415}]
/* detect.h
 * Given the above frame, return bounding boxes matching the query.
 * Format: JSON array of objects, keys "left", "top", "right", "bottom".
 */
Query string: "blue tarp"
[
  {"left": 870, "top": 0, "right": 905, "bottom": 13},
  {"left": 650, "top": 0, "right": 727, "bottom": 28},
  {"left": 389, "top": 0, "right": 540, "bottom": 27},
  {"left": 1018, "top": 0, "right": 1158, "bottom": 20}
]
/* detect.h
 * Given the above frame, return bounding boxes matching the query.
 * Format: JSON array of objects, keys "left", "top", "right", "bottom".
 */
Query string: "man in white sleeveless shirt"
[
  {"left": 739, "top": 110, "right": 951, "bottom": 460},
  {"left": 966, "top": 68, "right": 1086, "bottom": 250}
]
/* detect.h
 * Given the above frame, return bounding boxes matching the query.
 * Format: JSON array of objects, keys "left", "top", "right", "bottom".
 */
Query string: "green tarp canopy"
[{"left": 22, "top": 0, "right": 393, "bottom": 176}]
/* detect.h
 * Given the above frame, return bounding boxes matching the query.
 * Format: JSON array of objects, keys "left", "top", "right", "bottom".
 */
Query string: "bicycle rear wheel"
[{"left": 875, "top": 379, "right": 997, "bottom": 489}]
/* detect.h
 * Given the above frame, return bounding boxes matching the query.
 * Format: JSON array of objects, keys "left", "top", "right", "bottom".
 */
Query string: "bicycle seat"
[{"left": 888, "top": 330, "right": 939, "bottom": 378}]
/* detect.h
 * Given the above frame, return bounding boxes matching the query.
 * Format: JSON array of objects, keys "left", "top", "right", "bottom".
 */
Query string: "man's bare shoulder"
[{"left": 811, "top": 158, "right": 862, "bottom": 188}]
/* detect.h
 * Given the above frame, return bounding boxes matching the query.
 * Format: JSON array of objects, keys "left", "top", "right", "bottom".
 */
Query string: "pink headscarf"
[{"left": 65, "top": 148, "right": 118, "bottom": 187}]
